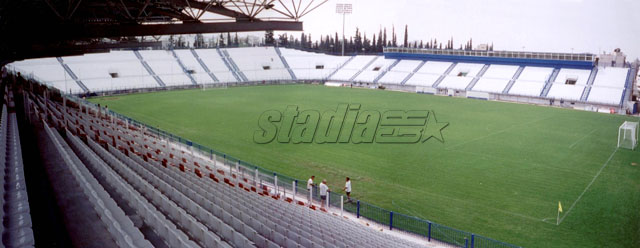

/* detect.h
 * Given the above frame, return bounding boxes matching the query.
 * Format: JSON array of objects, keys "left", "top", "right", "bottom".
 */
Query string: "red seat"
[{"left": 209, "top": 173, "right": 219, "bottom": 182}]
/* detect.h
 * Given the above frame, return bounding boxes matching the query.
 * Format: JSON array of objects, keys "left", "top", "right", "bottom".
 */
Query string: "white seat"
[{"left": 221, "top": 223, "right": 234, "bottom": 243}]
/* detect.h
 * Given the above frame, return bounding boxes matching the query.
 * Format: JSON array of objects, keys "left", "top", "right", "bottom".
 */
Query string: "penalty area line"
[
  {"left": 568, "top": 128, "right": 598, "bottom": 149},
  {"left": 445, "top": 115, "right": 553, "bottom": 150},
  {"left": 557, "top": 148, "right": 618, "bottom": 225}
]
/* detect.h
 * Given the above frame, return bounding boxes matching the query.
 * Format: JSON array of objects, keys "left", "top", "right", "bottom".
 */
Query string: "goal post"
[{"left": 617, "top": 121, "right": 638, "bottom": 150}]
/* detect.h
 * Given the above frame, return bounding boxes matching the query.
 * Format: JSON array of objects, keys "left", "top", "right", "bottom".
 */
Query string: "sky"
[{"left": 267, "top": 0, "right": 640, "bottom": 59}]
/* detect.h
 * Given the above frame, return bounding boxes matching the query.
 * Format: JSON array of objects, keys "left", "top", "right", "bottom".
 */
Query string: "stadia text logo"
[{"left": 253, "top": 104, "right": 448, "bottom": 144}]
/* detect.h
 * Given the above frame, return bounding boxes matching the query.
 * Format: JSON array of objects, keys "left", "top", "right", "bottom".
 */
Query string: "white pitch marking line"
[
  {"left": 558, "top": 148, "right": 618, "bottom": 225},
  {"left": 381, "top": 182, "right": 544, "bottom": 222},
  {"left": 391, "top": 200, "right": 427, "bottom": 219},
  {"left": 569, "top": 128, "right": 598, "bottom": 149},
  {"left": 445, "top": 115, "right": 553, "bottom": 150}
]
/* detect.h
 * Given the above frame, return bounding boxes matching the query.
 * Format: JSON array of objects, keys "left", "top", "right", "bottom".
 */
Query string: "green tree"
[
  {"left": 194, "top": 33, "right": 205, "bottom": 48},
  {"left": 392, "top": 26, "right": 397, "bottom": 47},
  {"left": 265, "top": 30, "right": 275, "bottom": 45},
  {"left": 403, "top": 25, "right": 408, "bottom": 47},
  {"left": 377, "top": 28, "right": 383, "bottom": 51},
  {"left": 383, "top": 28, "right": 387, "bottom": 48}
]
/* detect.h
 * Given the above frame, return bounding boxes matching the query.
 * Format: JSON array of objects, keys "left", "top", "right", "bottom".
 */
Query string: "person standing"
[
  {"left": 319, "top": 179, "right": 329, "bottom": 207},
  {"left": 343, "top": 177, "right": 351, "bottom": 202},
  {"left": 307, "top": 175, "right": 315, "bottom": 205}
]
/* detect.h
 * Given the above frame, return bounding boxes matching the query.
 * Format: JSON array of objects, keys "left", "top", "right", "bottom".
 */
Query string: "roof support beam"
[
  {"left": 20, "top": 21, "right": 302, "bottom": 40},
  {"left": 168, "top": 0, "right": 255, "bottom": 20}
]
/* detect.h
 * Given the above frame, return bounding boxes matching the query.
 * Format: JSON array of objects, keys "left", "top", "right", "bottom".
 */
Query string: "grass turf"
[{"left": 90, "top": 84, "right": 640, "bottom": 247}]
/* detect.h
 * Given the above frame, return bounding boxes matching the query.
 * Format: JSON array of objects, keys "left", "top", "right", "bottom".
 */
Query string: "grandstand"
[
  {"left": 0, "top": 85, "right": 35, "bottom": 248},
  {"left": 280, "top": 48, "right": 351, "bottom": 81},
  {"left": 9, "top": 46, "right": 636, "bottom": 113}
]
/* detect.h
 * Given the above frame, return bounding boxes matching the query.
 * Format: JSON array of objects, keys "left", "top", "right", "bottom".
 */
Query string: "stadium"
[{"left": 0, "top": 0, "right": 639, "bottom": 248}]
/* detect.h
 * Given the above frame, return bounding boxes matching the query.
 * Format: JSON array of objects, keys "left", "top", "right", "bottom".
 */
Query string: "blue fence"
[{"left": 64, "top": 93, "right": 521, "bottom": 248}]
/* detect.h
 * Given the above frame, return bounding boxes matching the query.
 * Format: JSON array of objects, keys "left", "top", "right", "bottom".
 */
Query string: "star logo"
[{"left": 422, "top": 111, "right": 449, "bottom": 143}]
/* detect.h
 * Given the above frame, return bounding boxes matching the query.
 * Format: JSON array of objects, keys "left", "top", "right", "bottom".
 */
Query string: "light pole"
[{"left": 336, "top": 3, "right": 352, "bottom": 56}]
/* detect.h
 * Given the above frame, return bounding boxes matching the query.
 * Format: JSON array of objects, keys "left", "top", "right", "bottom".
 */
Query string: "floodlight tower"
[{"left": 336, "top": 3, "right": 352, "bottom": 56}]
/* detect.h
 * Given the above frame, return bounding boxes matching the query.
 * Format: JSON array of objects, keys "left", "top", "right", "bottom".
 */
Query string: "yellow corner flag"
[
  {"left": 558, "top": 201, "right": 563, "bottom": 213},
  {"left": 557, "top": 201, "right": 563, "bottom": 225}
]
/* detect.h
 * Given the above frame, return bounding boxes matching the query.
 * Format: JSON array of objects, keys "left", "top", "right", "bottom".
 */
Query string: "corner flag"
[
  {"left": 556, "top": 201, "right": 563, "bottom": 225},
  {"left": 558, "top": 202, "right": 563, "bottom": 213}
]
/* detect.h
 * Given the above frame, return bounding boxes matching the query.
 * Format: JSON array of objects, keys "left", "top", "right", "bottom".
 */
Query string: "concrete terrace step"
[
  {"left": 540, "top": 68, "right": 560, "bottom": 97},
  {"left": 401, "top": 60, "right": 427, "bottom": 85},
  {"left": 274, "top": 47, "right": 297, "bottom": 80},
  {"left": 222, "top": 49, "right": 248, "bottom": 81},
  {"left": 579, "top": 67, "right": 599, "bottom": 101},
  {"left": 216, "top": 48, "right": 246, "bottom": 82},
  {"left": 620, "top": 66, "right": 636, "bottom": 106},
  {"left": 432, "top": 62, "right": 458, "bottom": 88},
  {"left": 56, "top": 57, "right": 90, "bottom": 93},
  {"left": 373, "top": 59, "right": 400, "bottom": 83},
  {"left": 327, "top": 56, "right": 355, "bottom": 80},
  {"left": 349, "top": 56, "right": 379, "bottom": 82},
  {"left": 465, "top": 64, "right": 490, "bottom": 90},
  {"left": 502, "top": 66, "right": 525, "bottom": 94},
  {"left": 133, "top": 50, "right": 166, "bottom": 87},
  {"left": 189, "top": 49, "right": 219, "bottom": 82},
  {"left": 171, "top": 50, "right": 198, "bottom": 85}
]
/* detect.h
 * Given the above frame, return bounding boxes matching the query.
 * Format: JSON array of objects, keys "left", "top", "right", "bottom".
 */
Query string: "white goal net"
[{"left": 618, "top": 121, "right": 638, "bottom": 150}]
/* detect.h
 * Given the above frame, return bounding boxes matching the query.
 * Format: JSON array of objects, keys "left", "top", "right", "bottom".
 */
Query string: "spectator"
[
  {"left": 319, "top": 179, "right": 329, "bottom": 207},
  {"left": 343, "top": 177, "right": 352, "bottom": 202},
  {"left": 307, "top": 175, "right": 315, "bottom": 205}
]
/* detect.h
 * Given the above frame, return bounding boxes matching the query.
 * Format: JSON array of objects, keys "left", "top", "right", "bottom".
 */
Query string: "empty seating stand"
[
  {"left": 27, "top": 90, "right": 426, "bottom": 248},
  {"left": 1, "top": 87, "right": 35, "bottom": 248},
  {"left": 9, "top": 47, "right": 632, "bottom": 108}
]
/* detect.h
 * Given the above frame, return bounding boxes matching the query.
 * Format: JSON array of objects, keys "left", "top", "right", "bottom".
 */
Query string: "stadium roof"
[{"left": 0, "top": 0, "right": 326, "bottom": 62}]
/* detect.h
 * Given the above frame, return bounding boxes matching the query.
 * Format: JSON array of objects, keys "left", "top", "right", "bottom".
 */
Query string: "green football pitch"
[{"left": 90, "top": 84, "right": 640, "bottom": 248}]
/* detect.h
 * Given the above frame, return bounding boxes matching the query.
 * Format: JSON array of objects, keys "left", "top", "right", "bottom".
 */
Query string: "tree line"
[
  {"left": 272, "top": 25, "right": 493, "bottom": 54},
  {"left": 168, "top": 33, "right": 251, "bottom": 49},
  {"left": 164, "top": 25, "right": 494, "bottom": 54}
]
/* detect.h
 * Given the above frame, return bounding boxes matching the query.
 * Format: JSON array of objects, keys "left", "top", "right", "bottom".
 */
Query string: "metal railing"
[{"left": 385, "top": 47, "right": 595, "bottom": 62}]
